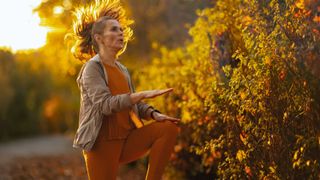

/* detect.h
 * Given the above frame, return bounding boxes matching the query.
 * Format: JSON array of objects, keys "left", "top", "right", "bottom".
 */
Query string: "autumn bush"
[{"left": 135, "top": 0, "right": 320, "bottom": 179}]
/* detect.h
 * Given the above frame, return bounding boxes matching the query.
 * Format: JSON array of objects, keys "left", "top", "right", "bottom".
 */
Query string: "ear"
[{"left": 94, "top": 34, "right": 102, "bottom": 44}]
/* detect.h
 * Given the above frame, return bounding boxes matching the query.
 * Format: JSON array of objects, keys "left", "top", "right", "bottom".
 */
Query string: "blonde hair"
[{"left": 67, "top": 0, "right": 134, "bottom": 62}]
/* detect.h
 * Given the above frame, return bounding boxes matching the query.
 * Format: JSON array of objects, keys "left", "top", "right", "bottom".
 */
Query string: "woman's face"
[{"left": 96, "top": 19, "right": 124, "bottom": 52}]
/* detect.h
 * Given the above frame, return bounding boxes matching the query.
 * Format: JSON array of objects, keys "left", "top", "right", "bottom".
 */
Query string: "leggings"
[{"left": 82, "top": 120, "right": 179, "bottom": 180}]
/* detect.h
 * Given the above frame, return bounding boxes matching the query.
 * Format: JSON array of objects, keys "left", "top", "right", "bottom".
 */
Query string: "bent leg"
[
  {"left": 83, "top": 138, "right": 124, "bottom": 180},
  {"left": 119, "top": 120, "right": 179, "bottom": 180}
]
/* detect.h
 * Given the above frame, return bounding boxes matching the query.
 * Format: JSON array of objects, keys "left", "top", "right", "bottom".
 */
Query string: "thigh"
[
  {"left": 119, "top": 121, "right": 168, "bottom": 164},
  {"left": 83, "top": 139, "right": 125, "bottom": 180}
]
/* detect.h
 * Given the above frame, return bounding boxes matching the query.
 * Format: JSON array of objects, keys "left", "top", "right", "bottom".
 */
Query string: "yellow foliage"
[
  {"left": 236, "top": 150, "right": 246, "bottom": 162},
  {"left": 295, "top": 0, "right": 305, "bottom": 9}
]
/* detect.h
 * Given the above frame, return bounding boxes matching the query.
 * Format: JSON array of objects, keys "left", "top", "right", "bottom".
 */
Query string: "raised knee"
[{"left": 162, "top": 121, "right": 179, "bottom": 136}]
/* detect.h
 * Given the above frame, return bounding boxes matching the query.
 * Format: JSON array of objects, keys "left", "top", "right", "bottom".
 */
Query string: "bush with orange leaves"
[{"left": 135, "top": 0, "right": 320, "bottom": 179}]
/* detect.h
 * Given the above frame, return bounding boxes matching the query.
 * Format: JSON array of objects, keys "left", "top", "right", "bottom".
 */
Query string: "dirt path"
[
  {"left": 0, "top": 134, "right": 76, "bottom": 165},
  {"left": 0, "top": 135, "right": 145, "bottom": 180}
]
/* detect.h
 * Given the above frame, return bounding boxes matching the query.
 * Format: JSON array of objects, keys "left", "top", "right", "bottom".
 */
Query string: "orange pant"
[{"left": 82, "top": 120, "right": 179, "bottom": 180}]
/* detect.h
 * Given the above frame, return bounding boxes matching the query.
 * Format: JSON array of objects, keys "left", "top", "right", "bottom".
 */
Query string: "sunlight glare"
[
  {"left": 54, "top": 6, "right": 64, "bottom": 15},
  {"left": 0, "top": 0, "right": 49, "bottom": 51}
]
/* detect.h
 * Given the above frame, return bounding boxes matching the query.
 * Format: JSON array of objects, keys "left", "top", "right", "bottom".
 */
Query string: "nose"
[{"left": 119, "top": 29, "right": 123, "bottom": 36}]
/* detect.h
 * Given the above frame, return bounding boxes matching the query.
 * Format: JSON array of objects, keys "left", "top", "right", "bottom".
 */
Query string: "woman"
[{"left": 69, "top": 0, "right": 181, "bottom": 179}]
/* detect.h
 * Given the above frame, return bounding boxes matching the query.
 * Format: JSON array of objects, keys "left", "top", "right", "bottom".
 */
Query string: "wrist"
[
  {"left": 151, "top": 109, "right": 161, "bottom": 120},
  {"left": 130, "top": 93, "right": 143, "bottom": 104}
]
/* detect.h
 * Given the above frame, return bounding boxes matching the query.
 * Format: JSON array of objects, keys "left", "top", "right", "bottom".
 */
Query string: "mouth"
[{"left": 119, "top": 38, "right": 124, "bottom": 42}]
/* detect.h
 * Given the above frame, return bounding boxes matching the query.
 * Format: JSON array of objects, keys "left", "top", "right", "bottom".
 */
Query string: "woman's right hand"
[{"left": 130, "top": 88, "right": 173, "bottom": 104}]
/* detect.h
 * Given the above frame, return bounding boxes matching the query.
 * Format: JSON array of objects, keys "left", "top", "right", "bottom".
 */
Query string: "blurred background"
[
  {"left": 0, "top": 0, "right": 212, "bottom": 179},
  {"left": 0, "top": 0, "right": 211, "bottom": 141},
  {"left": 0, "top": 0, "right": 319, "bottom": 179}
]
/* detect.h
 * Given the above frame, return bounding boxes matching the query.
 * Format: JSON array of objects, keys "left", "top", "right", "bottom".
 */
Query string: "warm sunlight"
[{"left": 0, "top": 0, "right": 49, "bottom": 51}]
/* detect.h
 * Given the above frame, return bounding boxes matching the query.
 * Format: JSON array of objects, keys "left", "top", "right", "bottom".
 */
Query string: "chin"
[
  {"left": 111, "top": 46, "right": 123, "bottom": 52},
  {"left": 117, "top": 46, "right": 124, "bottom": 51},
  {"left": 115, "top": 47, "right": 124, "bottom": 55}
]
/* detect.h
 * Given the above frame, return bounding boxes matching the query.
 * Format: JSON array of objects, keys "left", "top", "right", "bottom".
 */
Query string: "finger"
[
  {"left": 164, "top": 116, "right": 181, "bottom": 122},
  {"left": 156, "top": 88, "right": 174, "bottom": 96},
  {"left": 168, "top": 118, "right": 181, "bottom": 122},
  {"left": 144, "top": 88, "right": 172, "bottom": 98},
  {"left": 161, "top": 88, "right": 173, "bottom": 93},
  {"left": 165, "top": 119, "right": 179, "bottom": 124}
]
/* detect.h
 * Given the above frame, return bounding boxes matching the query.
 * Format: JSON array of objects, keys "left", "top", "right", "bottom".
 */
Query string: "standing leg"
[
  {"left": 83, "top": 138, "right": 125, "bottom": 180},
  {"left": 119, "top": 120, "right": 179, "bottom": 180}
]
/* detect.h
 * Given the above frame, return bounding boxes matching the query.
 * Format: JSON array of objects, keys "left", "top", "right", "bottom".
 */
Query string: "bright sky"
[{"left": 0, "top": 0, "right": 49, "bottom": 51}]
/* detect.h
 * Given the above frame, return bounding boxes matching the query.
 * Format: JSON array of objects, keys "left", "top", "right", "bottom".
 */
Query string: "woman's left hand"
[{"left": 152, "top": 112, "right": 181, "bottom": 123}]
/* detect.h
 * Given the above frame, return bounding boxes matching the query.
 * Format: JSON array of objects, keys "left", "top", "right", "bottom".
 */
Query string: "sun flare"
[{"left": 0, "top": 0, "right": 49, "bottom": 51}]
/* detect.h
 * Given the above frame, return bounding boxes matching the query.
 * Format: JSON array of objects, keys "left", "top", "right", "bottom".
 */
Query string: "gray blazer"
[{"left": 73, "top": 54, "right": 155, "bottom": 151}]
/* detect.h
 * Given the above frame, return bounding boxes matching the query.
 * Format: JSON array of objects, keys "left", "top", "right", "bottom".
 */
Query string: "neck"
[{"left": 98, "top": 48, "right": 118, "bottom": 66}]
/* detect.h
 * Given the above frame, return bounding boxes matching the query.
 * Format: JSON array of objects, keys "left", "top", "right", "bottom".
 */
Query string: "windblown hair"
[{"left": 67, "top": 0, "right": 134, "bottom": 62}]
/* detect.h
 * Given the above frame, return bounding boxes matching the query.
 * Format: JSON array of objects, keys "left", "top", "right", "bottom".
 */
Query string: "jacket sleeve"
[
  {"left": 82, "top": 61, "right": 133, "bottom": 116},
  {"left": 138, "top": 102, "right": 155, "bottom": 120}
]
